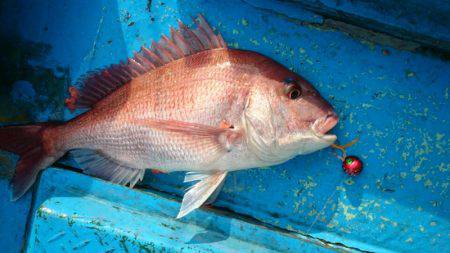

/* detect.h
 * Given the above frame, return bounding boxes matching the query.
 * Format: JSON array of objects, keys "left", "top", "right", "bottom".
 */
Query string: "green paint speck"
[
  {"left": 414, "top": 174, "right": 424, "bottom": 182},
  {"left": 435, "top": 133, "right": 445, "bottom": 141},
  {"left": 345, "top": 178, "right": 354, "bottom": 185},
  {"left": 405, "top": 70, "right": 415, "bottom": 78},
  {"left": 424, "top": 179, "right": 433, "bottom": 187},
  {"left": 249, "top": 38, "right": 260, "bottom": 46}
]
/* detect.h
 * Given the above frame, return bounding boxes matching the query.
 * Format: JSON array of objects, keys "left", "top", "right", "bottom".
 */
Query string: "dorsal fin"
[{"left": 66, "top": 14, "right": 227, "bottom": 111}]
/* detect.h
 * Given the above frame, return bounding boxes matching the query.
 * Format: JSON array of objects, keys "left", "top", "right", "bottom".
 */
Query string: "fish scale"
[{"left": 0, "top": 15, "right": 338, "bottom": 218}]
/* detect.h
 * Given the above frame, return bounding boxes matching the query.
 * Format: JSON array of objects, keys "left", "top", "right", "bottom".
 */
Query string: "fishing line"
[
  {"left": 305, "top": 136, "right": 360, "bottom": 233},
  {"left": 331, "top": 136, "right": 359, "bottom": 161}
]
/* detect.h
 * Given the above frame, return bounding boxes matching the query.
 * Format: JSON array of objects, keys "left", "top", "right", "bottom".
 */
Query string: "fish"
[{"left": 0, "top": 15, "right": 338, "bottom": 218}]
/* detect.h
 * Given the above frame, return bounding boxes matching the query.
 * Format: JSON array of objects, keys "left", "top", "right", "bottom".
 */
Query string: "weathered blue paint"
[
  {"left": 28, "top": 168, "right": 341, "bottom": 252},
  {"left": 293, "top": 0, "right": 450, "bottom": 47},
  {"left": 0, "top": 0, "right": 449, "bottom": 252},
  {"left": 0, "top": 179, "right": 32, "bottom": 253}
]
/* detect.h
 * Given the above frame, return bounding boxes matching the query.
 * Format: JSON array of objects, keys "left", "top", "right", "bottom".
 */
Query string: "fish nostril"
[
  {"left": 331, "top": 112, "right": 339, "bottom": 124},
  {"left": 324, "top": 112, "right": 339, "bottom": 126},
  {"left": 326, "top": 111, "right": 337, "bottom": 119}
]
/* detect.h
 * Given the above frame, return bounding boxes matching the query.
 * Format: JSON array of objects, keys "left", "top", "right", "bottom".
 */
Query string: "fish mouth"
[{"left": 311, "top": 113, "right": 339, "bottom": 142}]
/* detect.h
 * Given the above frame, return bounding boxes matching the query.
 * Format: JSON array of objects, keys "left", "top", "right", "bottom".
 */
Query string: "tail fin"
[{"left": 0, "top": 124, "right": 62, "bottom": 200}]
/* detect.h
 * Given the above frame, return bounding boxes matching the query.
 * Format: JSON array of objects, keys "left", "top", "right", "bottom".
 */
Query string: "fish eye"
[
  {"left": 283, "top": 77, "right": 302, "bottom": 99},
  {"left": 287, "top": 86, "right": 302, "bottom": 99}
]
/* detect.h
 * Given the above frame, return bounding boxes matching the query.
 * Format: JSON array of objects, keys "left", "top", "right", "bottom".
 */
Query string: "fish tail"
[{"left": 0, "top": 123, "right": 64, "bottom": 200}]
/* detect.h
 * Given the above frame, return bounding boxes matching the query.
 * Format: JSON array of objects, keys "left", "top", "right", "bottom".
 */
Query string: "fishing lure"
[{"left": 332, "top": 137, "right": 363, "bottom": 176}]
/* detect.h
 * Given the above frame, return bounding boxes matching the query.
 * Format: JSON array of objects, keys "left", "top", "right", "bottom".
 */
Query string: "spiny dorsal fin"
[{"left": 67, "top": 15, "right": 227, "bottom": 110}]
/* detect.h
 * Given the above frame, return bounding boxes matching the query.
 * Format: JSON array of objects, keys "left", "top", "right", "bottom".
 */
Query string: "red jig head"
[
  {"left": 342, "top": 156, "right": 363, "bottom": 176},
  {"left": 331, "top": 137, "right": 363, "bottom": 176}
]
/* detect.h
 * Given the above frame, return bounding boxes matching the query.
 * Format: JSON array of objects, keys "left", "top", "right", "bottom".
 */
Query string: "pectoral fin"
[
  {"left": 132, "top": 119, "right": 232, "bottom": 136},
  {"left": 132, "top": 119, "right": 242, "bottom": 153},
  {"left": 177, "top": 171, "right": 228, "bottom": 219}
]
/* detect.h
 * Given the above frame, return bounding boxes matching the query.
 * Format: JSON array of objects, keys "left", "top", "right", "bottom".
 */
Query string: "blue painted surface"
[
  {"left": 0, "top": 0, "right": 449, "bottom": 252},
  {"left": 0, "top": 179, "right": 32, "bottom": 253},
  {"left": 28, "top": 168, "right": 339, "bottom": 252},
  {"left": 301, "top": 0, "right": 450, "bottom": 43}
]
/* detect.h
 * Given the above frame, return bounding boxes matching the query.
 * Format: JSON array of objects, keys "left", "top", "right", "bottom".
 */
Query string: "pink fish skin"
[{"left": 0, "top": 15, "right": 338, "bottom": 217}]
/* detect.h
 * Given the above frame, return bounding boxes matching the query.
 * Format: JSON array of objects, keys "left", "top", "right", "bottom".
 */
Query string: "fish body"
[
  {"left": 60, "top": 48, "right": 336, "bottom": 172},
  {"left": 0, "top": 16, "right": 338, "bottom": 218}
]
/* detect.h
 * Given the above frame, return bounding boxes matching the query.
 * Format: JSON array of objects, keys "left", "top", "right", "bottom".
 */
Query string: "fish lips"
[
  {"left": 291, "top": 114, "right": 338, "bottom": 154},
  {"left": 314, "top": 113, "right": 339, "bottom": 134},
  {"left": 279, "top": 129, "right": 337, "bottom": 156},
  {"left": 300, "top": 132, "right": 337, "bottom": 154},
  {"left": 311, "top": 113, "right": 338, "bottom": 141}
]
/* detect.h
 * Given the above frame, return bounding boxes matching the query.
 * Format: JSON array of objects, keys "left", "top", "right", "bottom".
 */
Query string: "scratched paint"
[
  {"left": 143, "top": 1, "right": 450, "bottom": 252},
  {"left": 0, "top": 0, "right": 449, "bottom": 252},
  {"left": 27, "top": 168, "right": 340, "bottom": 252},
  {"left": 301, "top": 0, "right": 450, "bottom": 48}
]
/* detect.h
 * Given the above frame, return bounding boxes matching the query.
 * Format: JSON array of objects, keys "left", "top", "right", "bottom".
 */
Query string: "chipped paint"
[
  {"left": 25, "top": 168, "right": 353, "bottom": 252},
  {"left": 0, "top": 0, "right": 449, "bottom": 252}
]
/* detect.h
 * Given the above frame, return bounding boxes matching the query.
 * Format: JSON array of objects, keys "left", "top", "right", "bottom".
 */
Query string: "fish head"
[
  {"left": 272, "top": 73, "right": 339, "bottom": 154},
  {"left": 243, "top": 57, "right": 338, "bottom": 162}
]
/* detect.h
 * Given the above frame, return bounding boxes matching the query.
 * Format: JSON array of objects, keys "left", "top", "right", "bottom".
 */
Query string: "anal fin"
[
  {"left": 177, "top": 171, "right": 228, "bottom": 219},
  {"left": 70, "top": 149, "right": 145, "bottom": 188}
]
